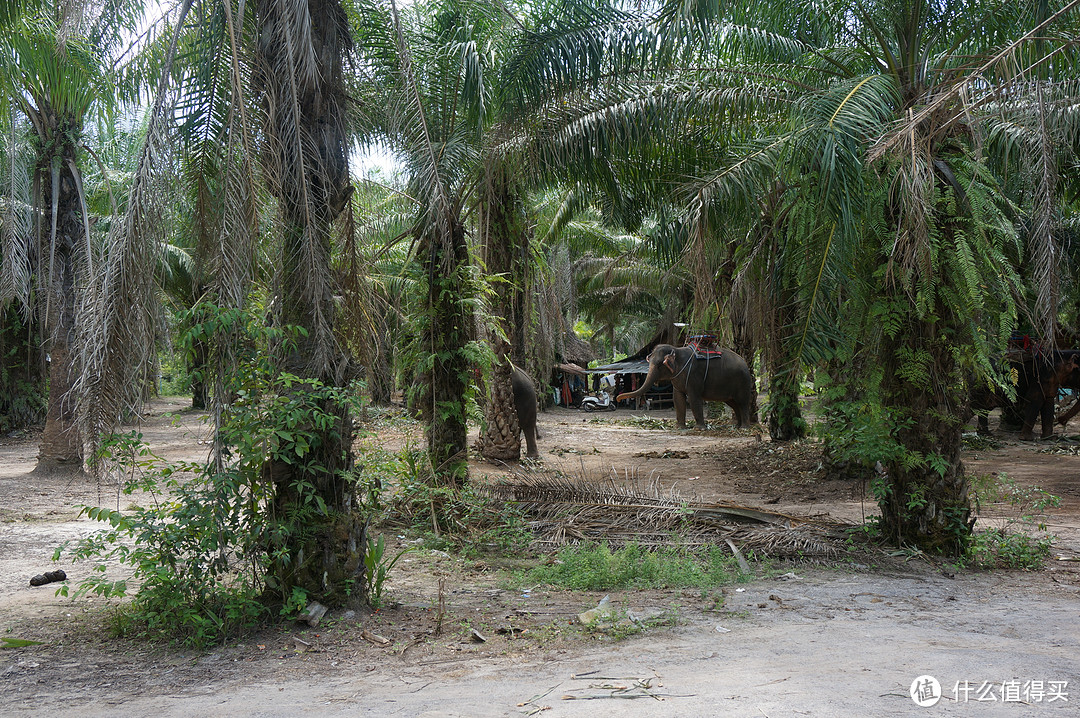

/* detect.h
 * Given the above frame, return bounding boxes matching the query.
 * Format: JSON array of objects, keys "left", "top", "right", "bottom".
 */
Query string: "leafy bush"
[
  {"left": 56, "top": 307, "right": 362, "bottom": 647},
  {"left": 966, "top": 529, "right": 1053, "bottom": 570}
]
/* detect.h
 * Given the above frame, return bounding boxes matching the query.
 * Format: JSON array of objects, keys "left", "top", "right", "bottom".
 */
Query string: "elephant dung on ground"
[
  {"left": 616, "top": 344, "right": 756, "bottom": 429},
  {"left": 511, "top": 365, "right": 540, "bottom": 458}
]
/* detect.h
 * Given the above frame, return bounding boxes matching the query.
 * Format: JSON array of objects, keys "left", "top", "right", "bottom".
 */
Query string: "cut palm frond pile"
[{"left": 481, "top": 471, "right": 851, "bottom": 559}]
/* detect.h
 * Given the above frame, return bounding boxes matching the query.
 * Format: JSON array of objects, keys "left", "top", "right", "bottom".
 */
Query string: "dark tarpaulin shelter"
[{"left": 583, "top": 324, "right": 690, "bottom": 408}]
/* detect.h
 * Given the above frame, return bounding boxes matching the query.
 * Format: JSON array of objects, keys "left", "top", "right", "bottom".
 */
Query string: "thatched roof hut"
[{"left": 556, "top": 326, "right": 597, "bottom": 369}]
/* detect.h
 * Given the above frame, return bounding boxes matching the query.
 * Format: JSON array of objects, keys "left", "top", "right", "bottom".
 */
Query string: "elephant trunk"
[{"left": 616, "top": 362, "right": 661, "bottom": 402}]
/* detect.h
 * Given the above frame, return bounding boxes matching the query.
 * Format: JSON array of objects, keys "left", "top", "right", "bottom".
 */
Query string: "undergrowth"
[
  {"left": 370, "top": 442, "right": 533, "bottom": 556},
  {"left": 964, "top": 472, "right": 1059, "bottom": 570},
  {"left": 518, "top": 542, "right": 754, "bottom": 591},
  {"left": 55, "top": 308, "right": 366, "bottom": 648}
]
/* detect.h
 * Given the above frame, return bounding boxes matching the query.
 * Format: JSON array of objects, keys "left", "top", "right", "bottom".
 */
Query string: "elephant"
[
  {"left": 971, "top": 350, "right": 1080, "bottom": 440},
  {"left": 511, "top": 365, "right": 541, "bottom": 458},
  {"left": 1018, "top": 351, "right": 1080, "bottom": 440},
  {"left": 616, "top": 344, "right": 757, "bottom": 429}
]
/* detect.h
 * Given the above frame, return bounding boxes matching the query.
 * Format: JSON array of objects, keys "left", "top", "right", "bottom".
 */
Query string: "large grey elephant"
[
  {"left": 511, "top": 365, "right": 540, "bottom": 458},
  {"left": 616, "top": 344, "right": 756, "bottom": 429}
]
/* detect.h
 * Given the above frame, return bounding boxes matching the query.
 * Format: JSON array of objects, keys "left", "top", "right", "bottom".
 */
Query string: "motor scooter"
[{"left": 580, "top": 390, "right": 617, "bottom": 412}]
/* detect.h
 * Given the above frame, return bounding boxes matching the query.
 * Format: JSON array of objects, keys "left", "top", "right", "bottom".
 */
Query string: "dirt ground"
[{"left": 1, "top": 398, "right": 1078, "bottom": 716}]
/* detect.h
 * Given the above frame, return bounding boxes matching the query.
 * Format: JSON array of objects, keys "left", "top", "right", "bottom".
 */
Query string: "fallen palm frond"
[{"left": 480, "top": 469, "right": 851, "bottom": 559}]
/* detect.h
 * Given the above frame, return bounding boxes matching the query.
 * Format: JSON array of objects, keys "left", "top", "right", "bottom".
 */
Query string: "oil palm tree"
[
  {"left": 673, "top": 0, "right": 1080, "bottom": 551},
  {"left": 57, "top": 0, "right": 364, "bottom": 603},
  {"left": 350, "top": 0, "right": 486, "bottom": 480},
  {"left": 246, "top": 0, "right": 364, "bottom": 601},
  {"left": 0, "top": 0, "right": 149, "bottom": 471},
  {"left": 510, "top": 0, "right": 1079, "bottom": 550}
]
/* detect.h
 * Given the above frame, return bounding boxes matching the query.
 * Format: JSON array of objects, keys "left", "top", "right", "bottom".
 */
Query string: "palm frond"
[
  {"left": 482, "top": 469, "right": 850, "bottom": 557},
  {"left": 0, "top": 113, "right": 33, "bottom": 312},
  {"left": 77, "top": 0, "right": 196, "bottom": 460}
]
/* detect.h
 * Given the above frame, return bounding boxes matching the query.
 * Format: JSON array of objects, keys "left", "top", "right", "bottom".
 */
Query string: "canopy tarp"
[{"left": 586, "top": 359, "right": 650, "bottom": 375}]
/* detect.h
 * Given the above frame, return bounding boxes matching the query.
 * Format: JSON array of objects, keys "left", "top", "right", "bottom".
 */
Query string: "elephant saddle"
[{"left": 687, "top": 334, "right": 723, "bottom": 359}]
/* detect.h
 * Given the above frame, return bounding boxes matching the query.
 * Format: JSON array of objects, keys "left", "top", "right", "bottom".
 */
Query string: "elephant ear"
[{"left": 663, "top": 351, "right": 676, "bottom": 373}]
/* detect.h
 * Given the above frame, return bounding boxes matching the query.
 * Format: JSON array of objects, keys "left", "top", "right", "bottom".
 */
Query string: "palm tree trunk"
[
  {"left": 36, "top": 130, "right": 83, "bottom": 472},
  {"left": 480, "top": 167, "right": 523, "bottom": 460},
  {"left": 766, "top": 286, "right": 805, "bottom": 441},
  {"left": 256, "top": 0, "right": 362, "bottom": 605},
  {"left": 767, "top": 361, "right": 804, "bottom": 441},
  {"left": 481, "top": 349, "right": 521, "bottom": 460},
  {"left": 190, "top": 335, "right": 209, "bottom": 410},
  {"left": 423, "top": 217, "right": 471, "bottom": 481},
  {"left": 731, "top": 309, "right": 759, "bottom": 422},
  {"left": 878, "top": 296, "right": 973, "bottom": 553}
]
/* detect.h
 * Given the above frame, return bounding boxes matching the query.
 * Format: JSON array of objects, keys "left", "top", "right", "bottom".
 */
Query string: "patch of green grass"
[{"left": 518, "top": 542, "right": 751, "bottom": 591}]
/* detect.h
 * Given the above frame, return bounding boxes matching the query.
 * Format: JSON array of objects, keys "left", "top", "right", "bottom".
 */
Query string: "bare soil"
[{"left": 1, "top": 399, "right": 1078, "bottom": 717}]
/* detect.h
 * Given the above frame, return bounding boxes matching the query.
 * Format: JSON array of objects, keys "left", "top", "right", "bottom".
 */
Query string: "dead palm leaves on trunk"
[{"left": 481, "top": 469, "right": 850, "bottom": 559}]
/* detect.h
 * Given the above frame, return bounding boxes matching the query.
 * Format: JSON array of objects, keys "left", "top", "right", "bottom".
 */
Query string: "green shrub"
[
  {"left": 966, "top": 529, "right": 1053, "bottom": 570},
  {"left": 56, "top": 307, "right": 365, "bottom": 647}
]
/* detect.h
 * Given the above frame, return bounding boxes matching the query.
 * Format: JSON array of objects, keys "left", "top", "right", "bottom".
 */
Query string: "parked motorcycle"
[{"left": 580, "top": 390, "right": 617, "bottom": 412}]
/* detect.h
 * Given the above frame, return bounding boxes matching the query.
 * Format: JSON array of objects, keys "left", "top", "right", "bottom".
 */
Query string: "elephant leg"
[
  {"left": 727, "top": 400, "right": 745, "bottom": 428},
  {"left": 1040, "top": 393, "right": 1055, "bottom": 439},
  {"left": 522, "top": 425, "right": 539, "bottom": 458},
  {"left": 689, "top": 395, "right": 707, "bottom": 429},
  {"left": 673, "top": 390, "right": 688, "bottom": 429},
  {"left": 1019, "top": 390, "right": 1040, "bottom": 441},
  {"left": 511, "top": 366, "right": 540, "bottom": 458}
]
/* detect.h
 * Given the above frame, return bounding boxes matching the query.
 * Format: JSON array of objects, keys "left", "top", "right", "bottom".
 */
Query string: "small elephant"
[
  {"left": 616, "top": 344, "right": 756, "bottom": 429},
  {"left": 511, "top": 365, "right": 541, "bottom": 458}
]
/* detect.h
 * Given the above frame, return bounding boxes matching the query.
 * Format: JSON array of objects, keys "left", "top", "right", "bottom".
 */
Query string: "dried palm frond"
[
  {"left": 0, "top": 114, "right": 33, "bottom": 313},
  {"left": 77, "top": 2, "right": 197, "bottom": 460},
  {"left": 481, "top": 470, "right": 850, "bottom": 559},
  {"left": 1026, "top": 82, "right": 1060, "bottom": 346}
]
